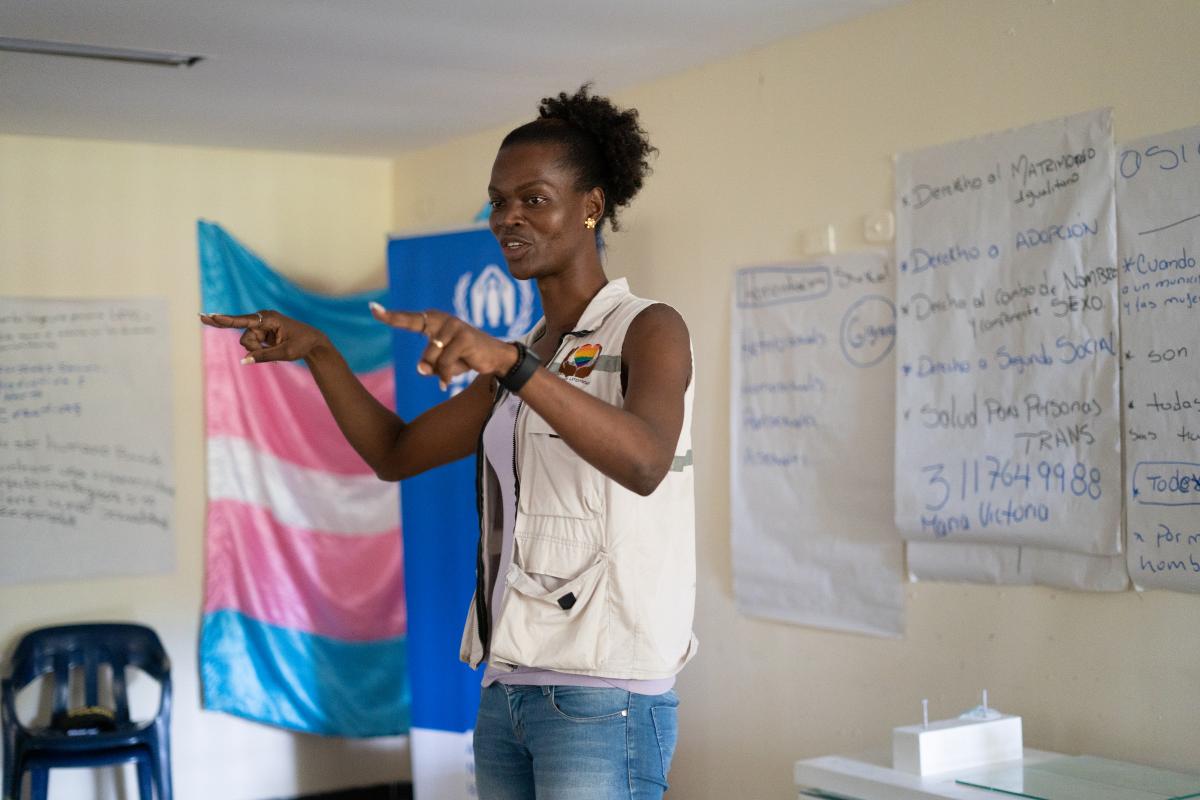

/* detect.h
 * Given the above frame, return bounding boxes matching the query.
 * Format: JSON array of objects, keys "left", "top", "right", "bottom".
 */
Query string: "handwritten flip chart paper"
[
  {"left": 894, "top": 109, "right": 1122, "bottom": 555},
  {"left": 1117, "top": 126, "right": 1200, "bottom": 592},
  {"left": 731, "top": 252, "right": 905, "bottom": 637},
  {"left": 0, "top": 297, "right": 174, "bottom": 584},
  {"left": 906, "top": 541, "right": 1128, "bottom": 591}
]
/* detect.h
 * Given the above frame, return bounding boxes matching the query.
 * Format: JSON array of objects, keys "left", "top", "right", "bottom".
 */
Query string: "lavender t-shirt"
[{"left": 480, "top": 392, "right": 673, "bottom": 695}]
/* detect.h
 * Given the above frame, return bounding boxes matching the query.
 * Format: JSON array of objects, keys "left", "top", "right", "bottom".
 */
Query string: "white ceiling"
[{"left": 0, "top": 0, "right": 904, "bottom": 157}]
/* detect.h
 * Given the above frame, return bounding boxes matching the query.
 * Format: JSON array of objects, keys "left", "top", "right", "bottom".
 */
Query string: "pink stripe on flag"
[
  {"left": 204, "top": 499, "right": 406, "bottom": 641},
  {"left": 204, "top": 327, "right": 394, "bottom": 476}
]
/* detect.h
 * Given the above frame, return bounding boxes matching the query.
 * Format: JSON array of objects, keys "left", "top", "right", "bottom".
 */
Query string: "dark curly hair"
[{"left": 500, "top": 84, "right": 656, "bottom": 232}]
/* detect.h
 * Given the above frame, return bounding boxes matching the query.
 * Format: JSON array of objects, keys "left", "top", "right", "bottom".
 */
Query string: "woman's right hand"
[{"left": 199, "top": 310, "right": 330, "bottom": 364}]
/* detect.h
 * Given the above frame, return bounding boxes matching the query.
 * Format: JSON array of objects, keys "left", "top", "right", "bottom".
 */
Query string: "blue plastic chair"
[{"left": 2, "top": 623, "right": 172, "bottom": 800}]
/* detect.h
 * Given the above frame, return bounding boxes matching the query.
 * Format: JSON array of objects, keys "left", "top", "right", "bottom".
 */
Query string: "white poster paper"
[
  {"left": 731, "top": 252, "right": 905, "bottom": 637},
  {"left": 1117, "top": 125, "right": 1200, "bottom": 592},
  {"left": 906, "top": 541, "right": 1128, "bottom": 592},
  {"left": 0, "top": 297, "right": 174, "bottom": 584},
  {"left": 894, "top": 109, "right": 1121, "bottom": 555}
]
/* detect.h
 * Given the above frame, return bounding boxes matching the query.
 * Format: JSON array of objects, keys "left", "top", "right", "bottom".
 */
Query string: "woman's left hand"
[{"left": 369, "top": 303, "right": 518, "bottom": 387}]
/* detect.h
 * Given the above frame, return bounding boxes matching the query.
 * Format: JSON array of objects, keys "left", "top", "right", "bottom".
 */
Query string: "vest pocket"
[
  {"left": 488, "top": 535, "right": 610, "bottom": 671},
  {"left": 517, "top": 411, "right": 603, "bottom": 522}
]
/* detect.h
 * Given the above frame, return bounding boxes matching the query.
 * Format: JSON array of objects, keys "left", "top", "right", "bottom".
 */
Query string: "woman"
[{"left": 201, "top": 86, "right": 696, "bottom": 799}]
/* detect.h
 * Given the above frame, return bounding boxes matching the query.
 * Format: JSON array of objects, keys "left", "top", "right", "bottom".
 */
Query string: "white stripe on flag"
[{"left": 207, "top": 435, "right": 399, "bottom": 535}]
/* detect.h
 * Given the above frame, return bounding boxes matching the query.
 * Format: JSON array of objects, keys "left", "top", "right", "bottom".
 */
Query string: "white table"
[{"left": 795, "top": 748, "right": 1064, "bottom": 800}]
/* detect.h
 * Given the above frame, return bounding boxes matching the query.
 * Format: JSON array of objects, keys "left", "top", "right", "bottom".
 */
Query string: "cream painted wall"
[
  {"left": 0, "top": 134, "right": 408, "bottom": 799},
  {"left": 393, "top": 1, "right": 1200, "bottom": 797}
]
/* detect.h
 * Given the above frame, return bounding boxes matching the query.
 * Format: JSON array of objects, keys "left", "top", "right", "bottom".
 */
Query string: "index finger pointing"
[
  {"left": 368, "top": 303, "right": 431, "bottom": 333},
  {"left": 201, "top": 312, "right": 264, "bottom": 329}
]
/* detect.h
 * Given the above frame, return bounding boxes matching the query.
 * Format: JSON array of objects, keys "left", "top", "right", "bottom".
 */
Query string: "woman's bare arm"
[
  {"left": 510, "top": 304, "right": 691, "bottom": 496},
  {"left": 200, "top": 311, "right": 495, "bottom": 480},
  {"left": 391, "top": 303, "right": 692, "bottom": 496}
]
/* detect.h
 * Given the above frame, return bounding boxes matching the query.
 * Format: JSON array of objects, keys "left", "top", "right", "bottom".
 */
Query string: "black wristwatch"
[{"left": 499, "top": 341, "right": 541, "bottom": 393}]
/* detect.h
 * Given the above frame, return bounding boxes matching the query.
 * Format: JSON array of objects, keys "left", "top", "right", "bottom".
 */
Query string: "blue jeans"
[{"left": 473, "top": 684, "right": 679, "bottom": 800}]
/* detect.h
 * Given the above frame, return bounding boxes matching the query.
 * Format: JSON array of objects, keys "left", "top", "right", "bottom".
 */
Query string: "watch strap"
[{"left": 499, "top": 341, "right": 540, "bottom": 393}]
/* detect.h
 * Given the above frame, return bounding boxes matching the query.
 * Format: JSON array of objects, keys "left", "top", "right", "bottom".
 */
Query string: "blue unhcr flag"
[{"left": 388, "top": 225, "right": 541, "bottom": 799}]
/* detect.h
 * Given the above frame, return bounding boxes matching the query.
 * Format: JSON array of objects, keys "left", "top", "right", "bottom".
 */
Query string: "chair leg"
[
  {"left": 135, "top": 754, "right": 154, "bottom": 800},
  {"left": 5, "top": 746, "right": 24, "bottom": 800},
  {"left": 29, "top": 766, "right": 48, "bottom": 800},
  {"left": 152, "top": 745, "right": 172, "bottom": 800}
]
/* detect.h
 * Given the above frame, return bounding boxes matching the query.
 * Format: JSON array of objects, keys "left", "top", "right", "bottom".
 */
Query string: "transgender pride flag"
[{"left": 198, "top": 221, "right": 409, "bottom": 737}]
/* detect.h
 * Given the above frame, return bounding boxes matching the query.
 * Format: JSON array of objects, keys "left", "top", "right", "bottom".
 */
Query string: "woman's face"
[{"left": 488, "top": 141, "right": 599, "bottom": 281}]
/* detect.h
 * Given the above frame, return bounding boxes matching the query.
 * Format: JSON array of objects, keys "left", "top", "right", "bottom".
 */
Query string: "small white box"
[{"left": 892, "top": 714, "right": 1022, "bottom": 775}]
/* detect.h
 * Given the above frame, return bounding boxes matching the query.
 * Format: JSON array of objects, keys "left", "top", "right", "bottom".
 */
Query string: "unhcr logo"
[{"left": 445, "top": 265, "right": 536, "bottom": 395}]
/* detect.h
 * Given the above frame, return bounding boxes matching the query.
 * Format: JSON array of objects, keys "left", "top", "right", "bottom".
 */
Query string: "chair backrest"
[{"left": 5, "top": 623, "right": 170, "bottom": 726}]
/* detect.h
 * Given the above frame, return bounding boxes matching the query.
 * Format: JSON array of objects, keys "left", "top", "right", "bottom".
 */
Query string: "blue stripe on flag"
[
  {"left": 198, "top": 220, "right": 392, "bottom": 373},
  {"left": 200, "top": 609, "right": 410, "bottom": 737}
]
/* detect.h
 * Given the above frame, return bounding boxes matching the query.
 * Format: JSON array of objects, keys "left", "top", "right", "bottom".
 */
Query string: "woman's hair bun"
[{"left": 501, "top": 84, "right": 656, "bottom": 232}]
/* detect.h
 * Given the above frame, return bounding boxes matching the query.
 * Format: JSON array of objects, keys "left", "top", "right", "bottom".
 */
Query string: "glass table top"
[{"left": 954, "top": 756, "right": 1200, "bottom": 800}]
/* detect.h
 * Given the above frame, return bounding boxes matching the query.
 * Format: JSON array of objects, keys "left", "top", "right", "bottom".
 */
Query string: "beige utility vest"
[{"left": 460, "top": 278, "right": 698, "bottom": 680}]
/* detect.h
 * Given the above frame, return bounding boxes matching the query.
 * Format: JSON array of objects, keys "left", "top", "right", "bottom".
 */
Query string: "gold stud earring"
[{"left": 584, "top": 217, "right": 597, "bottom": 230}]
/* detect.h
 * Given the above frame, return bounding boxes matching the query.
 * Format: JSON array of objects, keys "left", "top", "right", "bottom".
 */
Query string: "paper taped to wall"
[
  {"left": 1117, "top": 125, "right": 1200, "bottom": 593},
  {"left": 0, "top": 296, "right": 174, "bottom": 584},
  {"left": 894, "top": 108, "right": 1122, "bottom": 556},
  {"left": 731, "top": 251, "right": 905, "bottom": 637}
]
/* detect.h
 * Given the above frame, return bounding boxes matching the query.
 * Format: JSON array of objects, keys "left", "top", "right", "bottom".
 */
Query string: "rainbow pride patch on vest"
[{"left": 559, "top": 343, "right": 603, "bottom": 379}]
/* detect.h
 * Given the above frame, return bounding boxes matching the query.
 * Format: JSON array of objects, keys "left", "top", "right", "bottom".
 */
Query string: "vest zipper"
[
  {"left": 473, "top": 388, "right": 502, "bottom": 662},
  {"left": 511, "top": 397, "right": 523, "bottom": 516}
]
